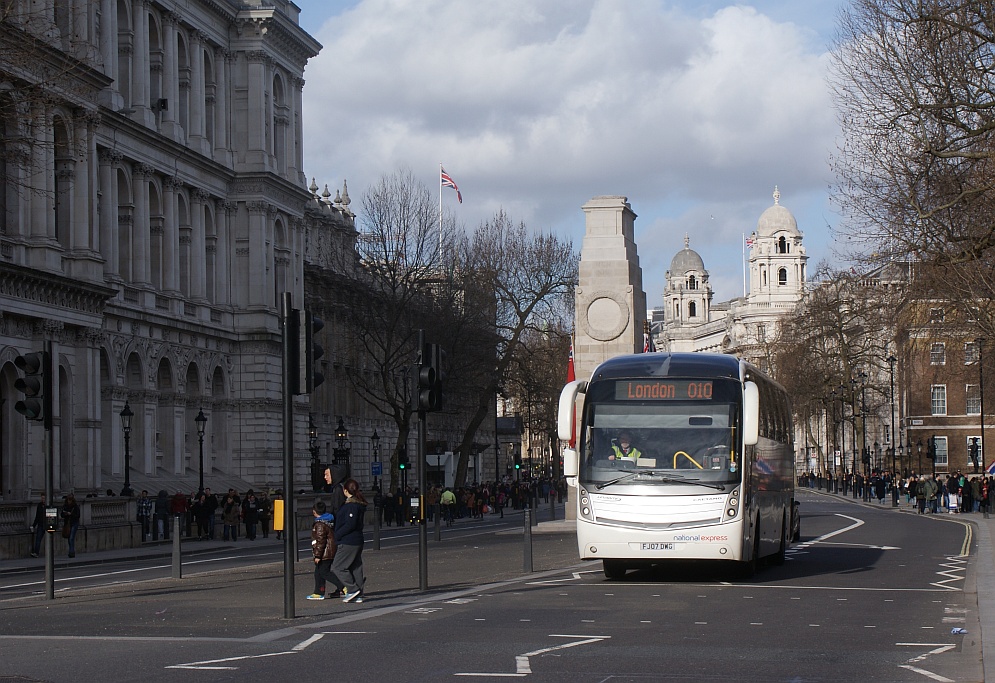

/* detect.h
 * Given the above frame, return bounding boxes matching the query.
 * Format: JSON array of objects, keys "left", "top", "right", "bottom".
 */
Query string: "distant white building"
[{"left": 653, "top": 188, "right": 808, "bottom": 368}]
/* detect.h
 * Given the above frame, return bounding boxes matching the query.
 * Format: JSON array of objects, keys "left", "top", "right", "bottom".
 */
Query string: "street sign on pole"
[{"left": 371, "top": 461, "right": 382, "bottom": 477}]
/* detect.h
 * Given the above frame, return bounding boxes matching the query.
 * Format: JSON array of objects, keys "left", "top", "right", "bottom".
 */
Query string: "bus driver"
[{"left": 609, "top": 432, "right": 642, "bottom": 461}]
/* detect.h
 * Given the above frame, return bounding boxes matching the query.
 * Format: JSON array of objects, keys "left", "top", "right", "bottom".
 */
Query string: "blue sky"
[{"left": 292, "top": 0, "right": 845, "bottom": 306}]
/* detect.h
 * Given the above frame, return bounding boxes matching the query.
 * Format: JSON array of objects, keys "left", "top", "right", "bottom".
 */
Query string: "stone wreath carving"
[{"left": 578, "top": 288, "right": 631, "bottom": 342}]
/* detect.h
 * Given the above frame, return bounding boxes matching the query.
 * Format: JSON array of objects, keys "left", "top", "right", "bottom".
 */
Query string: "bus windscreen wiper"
[{"left": 596, "top": 470, "right": 725, "bottom": 491}]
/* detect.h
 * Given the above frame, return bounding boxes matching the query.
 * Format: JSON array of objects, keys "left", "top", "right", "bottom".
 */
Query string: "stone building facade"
[
  {"left": 653, "top": 188, "right": 808, "bottom": 367},
  {"left": 0, "top": 0, "right": 351, "bottom": 522}
]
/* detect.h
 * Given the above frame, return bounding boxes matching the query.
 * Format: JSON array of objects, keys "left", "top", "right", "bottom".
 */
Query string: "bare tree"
[
  {"left": 330, "top": 168, "right": 462, "bottom": 492},
  {"left": 449, "top": 211, "right": 577, "bottom": 487},
  {"left": 829, "top": 0, "right": 995, "bottom": 333},
  {"left": 773, "top": 264, "right": 898, "bottom": 471}
]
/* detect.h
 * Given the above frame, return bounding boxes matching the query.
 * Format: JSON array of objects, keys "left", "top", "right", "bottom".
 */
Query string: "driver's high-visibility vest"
[{"left": 612, "top": 445, "right": 641, "bottom": 459}]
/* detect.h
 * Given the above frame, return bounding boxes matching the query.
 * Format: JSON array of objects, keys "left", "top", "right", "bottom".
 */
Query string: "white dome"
[{"left": 756, "top": 187, "right": 799, "bottom": 237}]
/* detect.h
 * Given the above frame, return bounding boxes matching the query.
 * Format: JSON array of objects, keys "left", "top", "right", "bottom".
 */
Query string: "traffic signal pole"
[
  {"left": 43, "top": 340, "right": 54, "bottom": 600},
  {"left": 417, "top": 329, "right": 429, "bottom": 590},
  {"left": 281, "top": 293, "right": 296, "bottom": 619}
]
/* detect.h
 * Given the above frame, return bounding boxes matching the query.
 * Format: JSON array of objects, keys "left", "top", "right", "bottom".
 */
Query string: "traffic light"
[
  {"left": 304, "top": 310, "right": 324, "bottom": 393},
  {"left": 14, "top": 350, "right": 51, "bottom": 425},
  {"left": 514, "top": 453, "right": 522, "bottom": 470},
  {"left": 288, "top": 309, "right": 324, "bottom": 395},
  {"left": 398, "top": 447, "right": 409, "bottom": 470},
  {"left": 927, "top": 436, "right": 937, "bottom": 461},
  {"left": 417, "top": 342, "right": 445, "bottom": 412}
]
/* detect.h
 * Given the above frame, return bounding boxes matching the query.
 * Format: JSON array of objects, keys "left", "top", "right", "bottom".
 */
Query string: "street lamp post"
[
  {"left": 977, "top": 338, "right": 986, "bottom": 474},
  {"left": 888, "top": 355, "right": 897, "bottom": 476},
  {"left": 195, "top": 408, "right": 207, "bottom": 492},
  {"left": 120, "top": 401, "right": 134, "bottom": 497},
  {"left": 309, "top": 415, "right": 320, "bottom": 491},
  {"left": 333, "top": 417, "right": 351, "bottom": 473},
  {"left": 917, "top": 438, "right": 923, "bottom": 477},
  {"left": 371, "top": 429, "right": 381, "bottom": 490}
]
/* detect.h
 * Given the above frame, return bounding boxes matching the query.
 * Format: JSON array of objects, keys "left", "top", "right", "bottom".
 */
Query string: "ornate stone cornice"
[{"left": 0, "top": 262, "right": 116, "bottom": 319}]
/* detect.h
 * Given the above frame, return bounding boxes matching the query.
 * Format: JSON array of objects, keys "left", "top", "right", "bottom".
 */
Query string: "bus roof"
[{"left": 590, "top": 352, "right": 745, "bottom": 382}]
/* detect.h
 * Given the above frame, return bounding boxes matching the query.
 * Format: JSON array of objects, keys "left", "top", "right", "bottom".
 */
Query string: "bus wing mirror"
[
  {"left": 563, "top": 447, "right": 578, "bottom": 478},
  {"left": 744, "top": 381, "right": 759, "bottom": 446},
  {"left": 557, "top": 380, "right": 586, "bottom": 442}
]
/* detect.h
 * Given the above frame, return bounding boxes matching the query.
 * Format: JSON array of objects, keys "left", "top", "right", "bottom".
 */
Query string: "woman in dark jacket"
[
  {"left": 61, "top": 494, "right": 81, "bottom": 557},
  {"left": 332, "top": 479, "right": 368, "bottom": 603}
]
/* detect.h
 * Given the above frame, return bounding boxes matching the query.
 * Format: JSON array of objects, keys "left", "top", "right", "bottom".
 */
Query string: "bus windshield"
[{"left": 580, "top": 382, "right": 743, "bottom": 487}]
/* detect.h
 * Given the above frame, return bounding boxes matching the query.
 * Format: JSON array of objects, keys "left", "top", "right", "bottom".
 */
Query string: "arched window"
[
  {"left": 777, "top": 236, "right": 788, "bottom": 254},
  {"left": 778, "top": 268, "right": 788, "bottom": 286},
  {"left": 53, "top": 115, "right": 72, "bottom": 249},
  {"left": 272, "top": 73, "right": 288, "bottom": 174},
  {"left": 688, "top": 301, "right": 697, "bottom": 317},
  {"left": 687, "top": 274, "right": 697, "bottom": 290}
]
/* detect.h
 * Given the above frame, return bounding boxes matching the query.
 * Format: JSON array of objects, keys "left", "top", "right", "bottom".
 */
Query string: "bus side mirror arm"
[{"left": 744, "top": 381, "right": 760, "bottom": 446}]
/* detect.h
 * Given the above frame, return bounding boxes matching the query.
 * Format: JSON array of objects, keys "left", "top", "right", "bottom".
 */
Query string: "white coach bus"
[{"left": 557, "top": 352, "right": 797, "bottom": 579}]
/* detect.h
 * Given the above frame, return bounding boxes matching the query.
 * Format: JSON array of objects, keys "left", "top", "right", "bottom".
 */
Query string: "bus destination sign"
[{"left": 615, "top": 379, "right": 713, "bottom": 401}]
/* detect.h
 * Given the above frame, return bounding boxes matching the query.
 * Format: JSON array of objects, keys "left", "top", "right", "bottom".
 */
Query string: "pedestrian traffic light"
[
  {"left": 14, "top": 350, "right": 51, "bottom": 425},
  {"left": 417, "top": 342, "right": 445, "bottom": 412},
  {"left": 288, "top": 309, "right": 324, "bottom": 395}
]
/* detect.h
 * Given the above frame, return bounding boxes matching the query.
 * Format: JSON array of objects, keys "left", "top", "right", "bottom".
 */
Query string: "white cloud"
[{"left": 301, "top": 0, "right": 839, "bottom": 303}]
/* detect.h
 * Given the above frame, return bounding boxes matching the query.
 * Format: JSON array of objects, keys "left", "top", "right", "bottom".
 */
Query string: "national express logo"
[{"left": 673, "top": 534, "right": 729, "bottom": 543}]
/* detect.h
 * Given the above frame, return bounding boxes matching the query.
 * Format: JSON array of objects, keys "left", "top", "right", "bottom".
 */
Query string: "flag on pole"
[
  {"left": 441, "top": 167, "right": 462, "bottom": 203},
  {"left": 745, "top": 234, "right": 755, "bottom": 248},
  {"left": 567, "top": 340, "right": 576, "bottom": 383},
  {"left": 643, "top": 320, "right": 656, "bottom": 353},
  {"left": 987, "top": 461, "right": 995, "bottom": 475}
]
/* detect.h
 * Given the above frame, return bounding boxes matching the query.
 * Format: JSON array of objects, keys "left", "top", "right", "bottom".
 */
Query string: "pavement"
[{"left": 0, "top": 509, "right": 582, "bottom": 641}]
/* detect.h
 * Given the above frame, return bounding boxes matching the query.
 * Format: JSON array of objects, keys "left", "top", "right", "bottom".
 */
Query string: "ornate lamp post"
[
  {"left": 120, "top": 401, "right": 134, "bottom": 497},
  {"left": 195, "top": 408, "right": 207, "bottom": 492},
  {"left": 371, "top": 429, "right": 381, "bottom": 490},
  {"left": 309, "top": 414, "right": 321, "bottom": 491},
  {"left": 333, "top": 417, "right": 351, "bottom": 471}
]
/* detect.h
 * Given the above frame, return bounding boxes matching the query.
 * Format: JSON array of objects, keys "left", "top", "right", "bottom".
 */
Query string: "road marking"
[
  {"left": 896, "top": 643, "right": 957, "bottom": 682},
  {"left": 167, "top": 633, "right": 324, "bottom": 670},
  {"left": 456, "top": 635, "right": 610, "bottom": 677},
  {"left": 931, "top": 557, "right": 968, "bottom": 591},
  {"left": 897, "top": 665, "right": 953, "bottom": 682}
]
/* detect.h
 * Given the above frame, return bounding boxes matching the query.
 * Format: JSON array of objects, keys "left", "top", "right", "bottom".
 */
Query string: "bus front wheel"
[{"left": 603, "top": 559, "right": 627, "bottom": 580}]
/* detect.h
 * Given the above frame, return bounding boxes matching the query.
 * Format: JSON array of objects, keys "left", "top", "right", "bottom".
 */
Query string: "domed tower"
[
  {"left": 747, "top": 187, "right": 807, "bottom": 306},
  {"left": 663, "top": 234, "right": 712, "bottom": 325}
]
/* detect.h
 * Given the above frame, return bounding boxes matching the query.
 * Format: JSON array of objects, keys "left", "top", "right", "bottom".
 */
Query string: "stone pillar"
[
  {"left": 162, "top": 176, "right": 180, "bottom": 293},
  {"left": 214, "top": 201, "right": 233, "bottom": 305},
  {"left": 189, "top": 31, "right": 208, "bottom": 153},
  {"left": 132, "top": 0, "right": 154, "bottom": 127},
  {"left": 191, "top": 189, "right": 208, "bottom": 301},
  {"left": 160, "top": 12, "right": 180, "bottom": 139},
  {"left": 574, "top": 196, "right": 647, "bottom": 382},
  {"left": 213, "top": 48, "right": 230, "bottom": 162},
  {"left": 98, "top": 0, "right": 121, "bottom": 108},
  {"left": 98, "top": 149, "right": 121, "bottom": 277},
  {"left": 290, "top": 76, "right": 305, "bottom": 183},
  {"left": 131, "top": 164, "right": 153, "bottom": 285},
  {"left": 71, "top": 111, "right": 91, "bottom": 251},
  {"left": 246, "top": 201, "right": 269, "bottom": 306}
]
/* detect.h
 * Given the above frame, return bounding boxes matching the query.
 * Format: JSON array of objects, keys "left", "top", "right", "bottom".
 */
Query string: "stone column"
[
  {"left": 131, "top": 164, "right": 153, "bottom": 285},
  {"left": 189, "top": 30, "right": 207, "bottom": 152},
  {"left": 71, "top": 110, "right": 91, "bottom": 251},
  {"left": 214, "top": 201, "right": 233, "bottom": 305},
  {"left": 98, "top": 0, "right": 121, "bottom": 107},
  {"left": 162, "top": 176, "right": 180, "bottom": 293},
  {"left": 246, "top": 201, "right": 269, "bottom": 306},
  {"left": 98, "top": 149, "right": 122, "bottom": 277},
  {"left": 191, "top": 189, "right": 208, "bottom": 301},
  {"left": 132, "top": 0, "right": 153, "bottom": 126},
  {"left": 291, "top": 76, "right": 305, "bottom": 184},
  {"left": 213, "top": 47, "right": 230, "bottom": 161},
  {"left": 160, "top": 11, "right": 180, "bottom": 139},
  {"left": 30, "top": 105, "right": 52, "bottom": 239}
]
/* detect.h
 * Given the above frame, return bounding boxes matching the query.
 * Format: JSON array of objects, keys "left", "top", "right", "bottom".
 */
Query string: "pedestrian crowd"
[
  {"left": 800, "top": 469, "right": 995, "bottom": 515},
  {"left": 370, "top": 477, "right": 566, "bottom": 528}
]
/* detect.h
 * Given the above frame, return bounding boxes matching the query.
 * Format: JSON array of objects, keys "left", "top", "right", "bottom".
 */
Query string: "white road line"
[
  {"left": 456, "top": 635, "right": 610, "bottom": 677},
  {"left": 897, "top": 664, "right": 954, "bottom": 682},
  {"left": 166, "top": 633, "right": 323, "bottom": 670}
]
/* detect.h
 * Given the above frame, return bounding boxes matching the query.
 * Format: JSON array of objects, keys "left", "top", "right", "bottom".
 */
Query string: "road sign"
[{"left": 371, "top": 461, "right": 382, "bottom": 477}]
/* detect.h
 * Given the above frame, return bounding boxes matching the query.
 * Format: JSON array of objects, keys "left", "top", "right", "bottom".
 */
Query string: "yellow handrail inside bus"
[{"left": 673, "top": 451, "right": 704, "bottom": 469}]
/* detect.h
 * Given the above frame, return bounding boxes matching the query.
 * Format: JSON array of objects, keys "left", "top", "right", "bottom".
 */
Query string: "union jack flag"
[
  {"left": 441, "top": 167, "right": 462, "bottom": 203},
  {"left": 642, "top": 320, "right": 656, "bottom": 353},
  {"left": 745, "top": 234, "right": 755, "bottom": 248},
  {"left": 566, "top": 341, "right": 576, "bottom": 383},
  {"left": 987, "top": 461, "right": 995, "bottom": 475}
]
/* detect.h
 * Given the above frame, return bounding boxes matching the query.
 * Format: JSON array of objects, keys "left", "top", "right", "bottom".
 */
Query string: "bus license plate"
[{"left": 640, "top": 542, "right": 674, "bottom": 551}]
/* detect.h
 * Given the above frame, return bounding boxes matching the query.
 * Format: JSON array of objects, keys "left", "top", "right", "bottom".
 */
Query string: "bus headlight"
[{"left": 578, "top": 487, "right": 594, "bottom": 521}]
